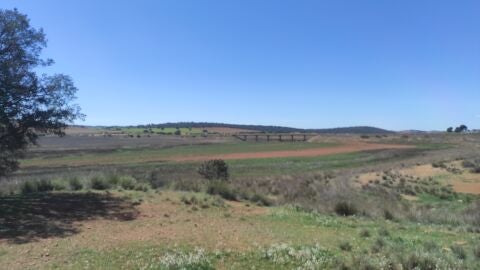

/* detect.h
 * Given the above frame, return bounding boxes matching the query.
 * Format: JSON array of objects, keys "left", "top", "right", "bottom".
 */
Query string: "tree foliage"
[
  {"left": 198, "top": 159, "right": 230, "bottom": 181},
  {"left": 0, "top": 9, "right": 83, "bottom": 177},
  {"left": 454, "top": 125, "right": 468, "bottom": 133}
]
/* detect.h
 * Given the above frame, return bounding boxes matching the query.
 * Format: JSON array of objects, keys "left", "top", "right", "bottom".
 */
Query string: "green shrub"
[
  {"left": 69, "top": 177, "right": 83, "bottom": 190},
  {"left": 181, "top": 195, "right": 200, "bottom": 205},
  {"left": 249, "top": 193, "right": 273, "bottom": 206},
  {"left": 339, "top": 241, "right": 353, "bottom": 252},
  {"left": 119, "top": 176, "right": 137, "bottom": 190},
  {"left": 37, "top": 179, "right": 54, "bottom": 192},
  {"left": 90, "top": 176, "right": 111, "bottom": 190},
  {"left": 198, "top": 159, "right": 229, "bottom": 181},
  {"left": 334, "top": 201, "right": 357, "bottom": 216},
  {"left": 52, "top": 179, "right": 67, "bottom": 191},
  {"left": 173, "top": 178, "right": 202, "bottom": 192},
  {"left": 107, "top": 175, "right": 120, "bottom": 186},
  {"left": 432, "top": 161, "right": 446, "bottom": 169},
  {"left": 21, "top": 180, "right": 38, "bottom": 194},
  {"left": 134, "top": 183, "right": 150, "bottom": 192},
  {"left": 207, "top": 181, "right": 236, "bottom": 201},
  {"left": 384, "top": 209, "right": 394, "bottom": 220}
]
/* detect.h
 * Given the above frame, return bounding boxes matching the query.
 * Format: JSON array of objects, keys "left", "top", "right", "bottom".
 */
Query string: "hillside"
[{"left": 107, "top": 122, "right": 394, "bottom": 134}]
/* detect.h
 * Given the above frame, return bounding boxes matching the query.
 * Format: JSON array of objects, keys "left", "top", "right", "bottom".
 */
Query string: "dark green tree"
[
  {"left": 0, "top": 9, "right": 83, "bottom": 177},
  {"left": 454, "top": 125, "right": 468, "bottom": 133},
  {"left": 198, "top": 159, "right": 229, "bottom": 181},
  {"left": 446, "top": 127, "right": 453, "bottom": 133}
]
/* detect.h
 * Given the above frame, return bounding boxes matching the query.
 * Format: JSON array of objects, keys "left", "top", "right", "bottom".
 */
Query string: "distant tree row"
[
  {"left": 117, "top": 122, "right": 393, "bottom": 134},
  {"left": 446, "top": 125, "right": 468, "bottom": 133}
]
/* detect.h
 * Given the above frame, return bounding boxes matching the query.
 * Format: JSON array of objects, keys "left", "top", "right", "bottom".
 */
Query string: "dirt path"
[{"left": 170, "top": 142, "right": 414, "bottom": 162}]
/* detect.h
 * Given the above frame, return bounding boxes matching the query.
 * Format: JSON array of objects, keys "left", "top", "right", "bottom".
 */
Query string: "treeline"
[{"left": 115, "top": 122, "right": 394, "bottom": 134}]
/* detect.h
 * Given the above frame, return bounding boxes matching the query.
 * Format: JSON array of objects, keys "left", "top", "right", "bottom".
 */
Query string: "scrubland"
[{"left": 1, "top": 132, "right": 479, "bottom": 269}]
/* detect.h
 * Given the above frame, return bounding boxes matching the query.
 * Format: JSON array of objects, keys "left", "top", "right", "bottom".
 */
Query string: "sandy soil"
[
  {"left": 452, "top": 182, "right": 480, "bottom": 194},
  {"left": 399, "top": 164, "right": 446, "bottom": 179},
  {"left": 358, "top": 162, "right": 480, "bottom": 195}
]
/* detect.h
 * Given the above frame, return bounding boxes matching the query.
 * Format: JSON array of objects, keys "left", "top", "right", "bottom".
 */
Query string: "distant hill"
[
  {"left": 115, "top": 122, "right": 394, "bottom": 134},
  {"left": 311, "top": 126, "right": 395, "bottom": 134}
]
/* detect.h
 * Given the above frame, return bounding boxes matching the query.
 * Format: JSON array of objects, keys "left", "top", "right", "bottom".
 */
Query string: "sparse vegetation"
[{"left": 2, "top": 132, "right": 480, "bottom": 269}]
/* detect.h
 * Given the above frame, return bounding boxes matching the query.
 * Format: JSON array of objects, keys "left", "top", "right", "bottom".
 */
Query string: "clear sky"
[{"left": 1, "top": 1, "right": 479, "bottom": 130}]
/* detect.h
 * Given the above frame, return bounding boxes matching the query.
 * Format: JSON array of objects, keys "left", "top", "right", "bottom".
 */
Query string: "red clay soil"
[
  {"left": 170, "top": 142, "right": 414, "bottom": 162},
  {"left": 451, "top": 182, "right": 480, "bottom": 195}
]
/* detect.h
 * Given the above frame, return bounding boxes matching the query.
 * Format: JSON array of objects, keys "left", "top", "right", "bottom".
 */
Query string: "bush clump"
[
  {"left": 36, "top": 179, "right": 54, "bottom": 192},
  {"left": 51, "top": 179, "right": 67, "bottom": 191},
  {"left": 90, "top": 176, "right": 111, "bottom": 190},
  {"left": 21, "top": 180, "right": 38, "bottom": 194},
  {"left": 339, "top": 241, "right": 353, "bottom": 252},
  {"left": 69, "top": 177, "right": 83, "bottom": 190},
  {"left": 207, "top": 181, "right": 236, "bottom": 201},
  {"left": 119, "top": 176, "right": 137, "bottom": 190},
  {"left": 432, "top": 161, "right": 446, "bottom": 169},
  {"left": 249, "top": 193, "right": 273, "bottom": 206},
  {"left": 334, "top": 201, "right": 357, "bottom": 216},
  {"left": 21, "top": 179, "right": 55, "bottom": 194},
  {"left": 198, "top": 159, "right": 229, "bottom": 181},
  {"left": 134, "top": 183, "right": 150, "bottom": 192},
  {"left": 384, "top": 210, "right": 394, "bottom": 220}
]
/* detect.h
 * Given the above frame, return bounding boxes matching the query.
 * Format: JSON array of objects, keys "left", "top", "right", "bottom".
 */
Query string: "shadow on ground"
[{"left": 0, "top": 192, "right": 139, "bottom": 244}]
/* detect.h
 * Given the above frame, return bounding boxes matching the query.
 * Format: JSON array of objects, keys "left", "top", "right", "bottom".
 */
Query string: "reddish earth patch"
[
  {"left": 450, "top": 182, "right": 480, "bottom": 195},
  {"left": 170, "top": 142, "right": 414, "bottom": 162}
]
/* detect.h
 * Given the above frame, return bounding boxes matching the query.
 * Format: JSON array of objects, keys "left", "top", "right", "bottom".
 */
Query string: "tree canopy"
[
  {"left": 454, "top": 125, "right": 468, "bottom": 133},
  {"left": 0, "top": 9, "right": 83, "bottom": 177}
]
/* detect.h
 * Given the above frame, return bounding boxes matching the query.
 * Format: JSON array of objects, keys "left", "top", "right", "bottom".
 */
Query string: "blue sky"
[{"left": 1, "top": 1, "right": 479, "bottom": 130}]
